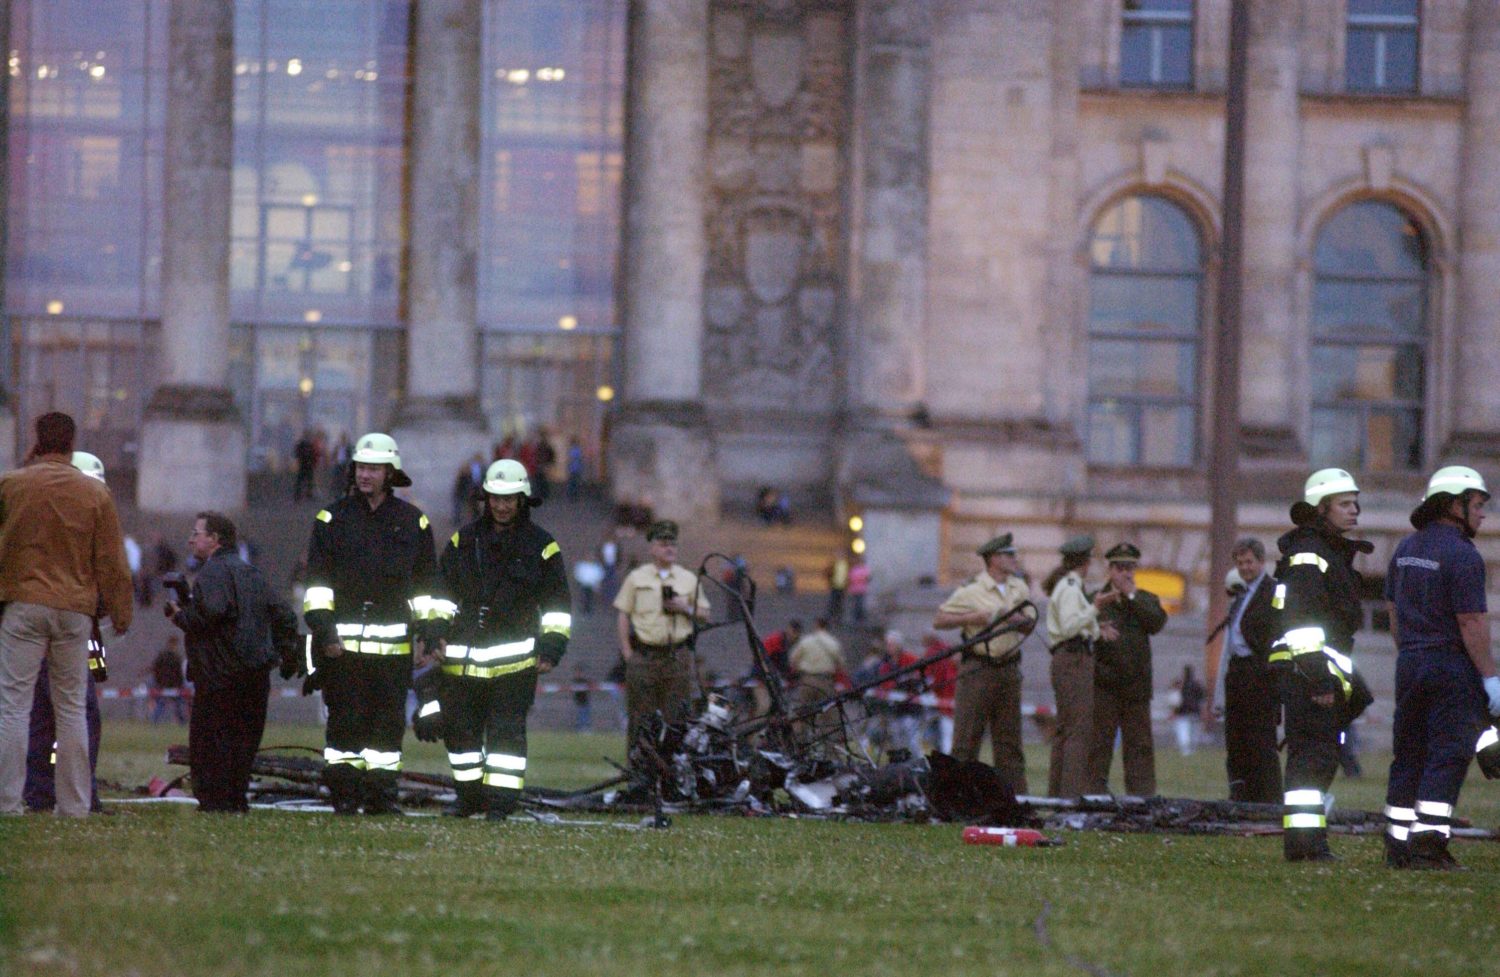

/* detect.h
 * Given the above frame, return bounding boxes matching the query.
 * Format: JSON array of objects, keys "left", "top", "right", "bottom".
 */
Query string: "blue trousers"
[{"left": 1386, "top": 650, "right": 1484, "bottom": 811}]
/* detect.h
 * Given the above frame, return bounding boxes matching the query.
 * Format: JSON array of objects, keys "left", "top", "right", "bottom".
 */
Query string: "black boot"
[
  {"left": 1406, "top": 831, "right": 1463, "bottom": 871},
  {"left": 362, "top": 770, "right": 404, "bottom": 815},
  {"left": 444, "top": 783, "right": 485, "bottom": 818},
  {"left": 1284, "top": 828, "right": 1337, "bottom": 863},
  {"left": 323, "top": 764, "right": 361, "bottom": 816},
  {"left": 1383, "top": 833, "right": 1410, "bottom": 869}
]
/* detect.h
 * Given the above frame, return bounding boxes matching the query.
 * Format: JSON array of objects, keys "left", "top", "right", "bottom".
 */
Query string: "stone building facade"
[{"left": 612, "top": 0, "right": 1500, "bottom": 604}]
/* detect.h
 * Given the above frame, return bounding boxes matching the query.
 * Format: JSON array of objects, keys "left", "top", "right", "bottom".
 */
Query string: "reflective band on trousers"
[
  {"left": 1284, "top": 813, "right": 1327, "bottom": 829},
  {"left": 361, "top": 749, "right": 402, "bottom": 771},
  {"left": 1478, "top": 727, "right": 1500, "bottom": 752},
  {"left": 1416, "top": 800, "right": 1454, "bottom": 818},
  {"left": 483, "top": 772, "right": 524, "bottom": 790},
  {"left": 442, "top": 658, "right": 537, "bottom": 680},
  {"left": 1411, "top": 822, "right": 1451, "bottom": 838},
  {"left": 337, "top": 622, "right": 409, "bottom": 640},
  {"left": 485, "top": 753, "right": 526, "bottom": 772},
  {"left": 325, "top": 748, "right": 365, "bottom": 768},
  {"left": 1384, "top": 805, "right": 1415, "bottom": 821},
  {"left": 418, "top": 700, "right": 441, "bottom": 718},
  {"left": 1285, "top": 789, "right": 1323, "bottom": 806},
  {"left": 304, "top": 586, "right": 335, "bottom": 613},
  {"left": 453, "top": 767, "right": 484, "bottom": 782},
  {"left": 1287, "top": 552, "right": 1330, "bottom": 573},
  {"left": 446, "top": 637, "right": 535, "bottom": 664},
  {"left": 1388, "top": 824, "right": 1410, "bottom": 841}
]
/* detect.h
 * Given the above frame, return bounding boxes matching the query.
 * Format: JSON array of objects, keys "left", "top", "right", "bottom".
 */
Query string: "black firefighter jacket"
[
  {"left": 436, "top": 513, "right": 571, "bottom": 678},
  {"left": 1270, "top": 523, "right": 1370, "bottom": 657},
  {"left": 1093, "top": 586, "right": 1168, "bottom": 702},
  {"left": 302, "top": 493, "right": 439, "bottom": 653},
  {"left": 172, "top": 548, "right": 294, "bottom": 692}
]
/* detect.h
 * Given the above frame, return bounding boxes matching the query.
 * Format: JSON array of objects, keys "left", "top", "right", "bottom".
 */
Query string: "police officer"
[
  {"left": 1268, "top": 468, "right": 1373, "bottom": 862},
  {"left": 1087, "top": 542, "right": 1167, "bottom": 797},
  {"left": 1043, "top": 535, "right": 1120, "bottom": 799},
  {"left": 429, "top": 459, "right": 570, "bottom": 819},
  {"left": 301, "top": 432, "right": 441, "bottom": 815},
  {"left": 1383, "top": 466, "right": 1499, "bottom": 869},
  {"left": 933, "top": 533, "right": 1031, "bottom": 793},
  {"left": 613, "top": 520, "right": 710, "bottom": 746}
]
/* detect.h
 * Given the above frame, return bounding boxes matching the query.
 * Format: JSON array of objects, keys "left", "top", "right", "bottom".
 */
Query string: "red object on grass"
[{"left": 962, "top": 826, "right": 1048, "bottom": 847}]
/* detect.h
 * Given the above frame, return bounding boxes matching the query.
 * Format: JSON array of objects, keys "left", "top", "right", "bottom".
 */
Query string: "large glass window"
[
  {"left": 1120, "top": 1, "right": 1193, "bottom": 89},
  {"left": 1346, "top": 0, "right": 1418, "bottom": 94},
  {"left": 1086, "top": 195, "right": 1203, "bottom": 466},
  {"left": 1311, "top": 201, "right": 1427, "bottom": 471}
]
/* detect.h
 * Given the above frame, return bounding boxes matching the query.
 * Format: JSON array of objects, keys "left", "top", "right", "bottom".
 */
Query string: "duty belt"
[
  {"left": 1048, "top": 636, "right": 1093, "bottom": 656},
  {"left": 442, "top": 636, "right": 537, "bottom": 679}
]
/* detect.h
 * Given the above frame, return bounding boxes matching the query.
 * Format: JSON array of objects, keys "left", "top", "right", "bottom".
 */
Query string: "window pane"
[
  {"left": 1090, "top": 196, "right": 1201, "bottom": 271},
  {"left": 1089, "top": 338, "right": 1195, "bottom": 398},
  {"left": 1310, "top": 409, "right": 1362, "bottom": 470},
  {"left": 1090, "top": 275, "right": 1200, "bottom": 335},
  {"left": 1311, "top": 343, "right": 1423, "bottom": 403},
  {"left": 1366, "top": 409, "right": 1422, "bottom": 472},
  {"left": 1346, "top": 27, "right": 1418, "bottom": 93},
  {"left": 1314, "top": 202, "right": 1426, "bottom": 277},
  {"left": 1313, "top": 280, "right": 1424, "bottom": 338},
  {"left": 1088, "top": 402, "right": 1138, "bottom": 466},
  {"left": 1140, "top": 406, "right": 1195, "bottom": 466}
]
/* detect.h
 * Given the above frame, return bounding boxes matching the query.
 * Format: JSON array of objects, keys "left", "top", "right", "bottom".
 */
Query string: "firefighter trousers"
[
  {"left": 1279, "top": 662, "right": 1342, "bottom": 858},
  {"left": 1386, "top": 651, "right": 1484, "bottom": 816},
  {"left": 321, "top": 653, "right": 410, "bottom": 812},
  {"left": 440, "top": 670, "right": 537, "bottom": 816}
]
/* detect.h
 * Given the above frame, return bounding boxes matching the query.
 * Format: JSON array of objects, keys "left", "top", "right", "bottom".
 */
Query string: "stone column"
[
  {"left": 137, "top": 0, "right": 245, "bottom": 512},
  {"left": 1448, "top": 4, "right": 1500, "bottom": 455},
  {"left": 608, "top": 0, "right": 718, "bottom": 523},
  {"left": 0, "top": 0, "right": 15, "bottom": 471},
  {"left": 1237, "top": 0, "right": 1301, "bottom": 459},
  {"left": 389, "top": 0, "right": 488, "bottom": 518}
]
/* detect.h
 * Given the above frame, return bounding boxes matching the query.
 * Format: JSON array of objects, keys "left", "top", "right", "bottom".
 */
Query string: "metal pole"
[
  {"left": 0, "top": 1, "right": 13, "bottom": 410},
  {"left": 1204, "top": 1, "right": 1249, "bottom": 707}
]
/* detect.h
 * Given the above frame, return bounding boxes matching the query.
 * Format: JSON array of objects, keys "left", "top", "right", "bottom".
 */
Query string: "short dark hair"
[
  {"left": 1231, "top": 538, "right": 1265, "bottom": 561},
  {"left": 35, "top": 412, "right": 76, "bottom": 455},
  {"left": 195, "top": 511, "right": 238, "bottom": 550}
]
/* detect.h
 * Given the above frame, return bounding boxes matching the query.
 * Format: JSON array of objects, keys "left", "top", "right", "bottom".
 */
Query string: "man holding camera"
[
  {"left": 614, "top": 520, "right": 710, "bottom": 746},
  {"left": 166, "top": 511, "right": 297, "bottom": 813}
]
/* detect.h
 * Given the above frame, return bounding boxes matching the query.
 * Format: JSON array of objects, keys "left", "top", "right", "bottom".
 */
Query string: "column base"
[
  {"left": 136, "top": 386, "right": 246, "bottom": 513},
  {"left": 607, "top": 401, "right": 719, "bottom": 524},
  {"left": 839, "top": 426, "right": 950, "bottom": 596},
  {"left": 1240, "top": 424, "right": 1303, "bottom": 462},
  {"left": 389, "top": 396, "right": 491, "bottom": 525}
]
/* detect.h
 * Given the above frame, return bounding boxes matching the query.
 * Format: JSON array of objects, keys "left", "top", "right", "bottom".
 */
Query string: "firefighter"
[
  {"left": 430, "top": 459, "right": 570, "bottom": 819},
  {"left": 1383, "top": 466, "right": 1499, "bottom": 869},
  {"left": 301, "top": 432, "right": 442, "bottom": 815},
  {"left": 1268, "top": 468, "right": 1373, "bottom": 862}
]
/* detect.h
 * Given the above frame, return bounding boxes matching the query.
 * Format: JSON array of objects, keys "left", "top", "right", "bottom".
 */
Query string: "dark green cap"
[
  {"left": 1105, "top": 542, "right": 1141, "bottom": 564},
  {"left": 977, "top": 532, "right": 1016, "bottom": 557},
  {"left": 1059, "top": 534, "right": 1095, "bottom": 557},
  {"left": 646, "top": 519, "right": 679, "bottom": 543}
]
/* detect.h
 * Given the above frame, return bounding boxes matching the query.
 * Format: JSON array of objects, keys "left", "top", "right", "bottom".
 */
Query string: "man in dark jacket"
[
  {"left": 167, "top": 511, "right": 295, "bottom": 813},
  {"left": 1268, "top": 468, "right": 1373, "bottom": 862},
  {"left": 1086, "top": 543, "right": 1168, "bottom": 796},
  {"left": 1212, "top": 540, "right": 1283, "bottom": 804},
  {"left": 430, "top": 459, "right": 570, "bottom": 818}
]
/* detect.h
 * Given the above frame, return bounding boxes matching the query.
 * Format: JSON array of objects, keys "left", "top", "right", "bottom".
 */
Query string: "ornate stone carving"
[{"left": 704, "top": 0, "right": 851, "bottom": 416}]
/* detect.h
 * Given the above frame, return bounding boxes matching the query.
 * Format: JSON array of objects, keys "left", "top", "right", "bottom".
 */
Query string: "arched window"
[
  {"left": 1311, "top": 201, "right": 1428, "bottom": 471},
  {"left": 1086, "top": 195, "right": 1204, "bottom": 466}
]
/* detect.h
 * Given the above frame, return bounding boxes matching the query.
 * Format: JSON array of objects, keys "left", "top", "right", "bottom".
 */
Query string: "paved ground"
[{"left": 96, "top": 477, "right": 1402, "bottom": 760}]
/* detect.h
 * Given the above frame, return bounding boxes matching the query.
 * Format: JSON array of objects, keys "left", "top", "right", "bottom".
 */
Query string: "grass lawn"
[{"left": 3, "top": 722, "right": 1500, "bottom": 976}]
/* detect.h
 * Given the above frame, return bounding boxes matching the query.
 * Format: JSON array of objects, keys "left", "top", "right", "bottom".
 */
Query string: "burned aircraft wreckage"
[{"left": 156, "top": 556, "right": 1494, "bottom": 841}]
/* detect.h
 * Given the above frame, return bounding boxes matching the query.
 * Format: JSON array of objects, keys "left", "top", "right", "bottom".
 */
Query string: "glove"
[{"left": 1484, "top": 675, "right": 1500, "bottom": 717}]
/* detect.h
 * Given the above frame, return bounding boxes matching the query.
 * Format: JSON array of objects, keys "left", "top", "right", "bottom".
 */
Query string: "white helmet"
[
  {"left": 71, "top": 451, "right": 106, "bottom": 484},
  {"left": 1224, "top": 567, "right": 1246, "bottom": 594},
  {"left": 350, "top": 432, "right": 411, "bottom": 487},
  {"left": 483, "top": 459, "right": 531, "bottom": 497},
  {"left": 1304, "top": 468, "right": 1359, "bottom": 506},
  {"left": 1424, "top": 465, "right": 1489, "bottom": 502}
]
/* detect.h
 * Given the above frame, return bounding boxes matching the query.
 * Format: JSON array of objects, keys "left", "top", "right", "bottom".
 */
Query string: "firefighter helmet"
[
  {"left": 350, "top": 432, "right": 411, "bottom": 487},
  {"left": 1224, "top": 567, "right": 1246, "bottom": 595},
  {"left": 1476, "top": 725, "right": 1500, "bottom": 780},
  {"left": 1304, "top": 468, "right": 1359, "bottom": 506},
  {"left": 1424, "top": 465, "right": 1489, "bottom": 502},
  {"left": 71, "top": 451, "right": 106, "bottom": 484},
  {"left": 482, "top": 459, "right": 532, "bottom": 498}
]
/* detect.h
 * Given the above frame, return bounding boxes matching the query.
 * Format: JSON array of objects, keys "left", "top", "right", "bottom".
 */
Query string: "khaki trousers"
[
  {"left": 1087, "top": 685, "right": 1156, "bottom": 796},
  {"left": 0, "top": 603, "right": 93, "bottom": 816},
  {"left": 625, "top": 648, "right": 693, "bottom": 746},
  {"left": 1047, "top": 646, "right": 1094, "bottom": 800},
  {"left": 951, "top": 658, "right": 1026, "bottom": 794}
]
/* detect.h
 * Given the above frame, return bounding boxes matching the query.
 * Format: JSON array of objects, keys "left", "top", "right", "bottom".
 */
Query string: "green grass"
[{"left": 4, "top": 723, "right": 1500, "bottom": 976}]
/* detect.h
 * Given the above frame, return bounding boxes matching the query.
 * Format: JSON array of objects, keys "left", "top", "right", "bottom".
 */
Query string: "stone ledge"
[
  {"left": 387, "top": 394, "right": 487, "bottom": 431},
  {"left": 143, "top": 385, "right": 242, "bottom": 424}
]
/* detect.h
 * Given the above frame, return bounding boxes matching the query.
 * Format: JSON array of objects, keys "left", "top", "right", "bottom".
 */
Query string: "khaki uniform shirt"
[
  {"left": 1045, "top": 571, "right": 1100, "bottom": 647},
  {"left": 789, "top": 629, "right": 846, "bottom": 677},
  {"left": 939, "top": 570, "right": 1031, "bottom": 659},
  {"left": 613, "top": 562, "right": 710, "bottom": 646}
]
